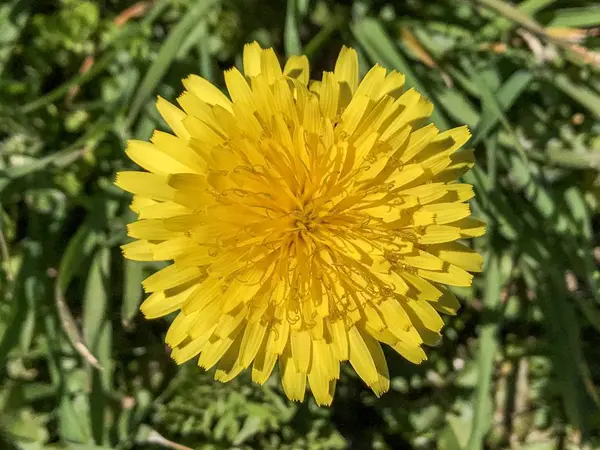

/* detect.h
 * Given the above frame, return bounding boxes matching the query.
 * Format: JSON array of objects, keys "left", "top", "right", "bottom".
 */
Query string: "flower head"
[{"left": 116, "top": 42, "right": 484, "bottom": 406}]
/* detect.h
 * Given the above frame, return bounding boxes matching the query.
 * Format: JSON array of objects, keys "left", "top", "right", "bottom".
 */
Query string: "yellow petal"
[
  {"left": 435, "top": 149, "right": 475, "bottom": 183},
  {"left": 417, "top": 225, "right": 462, "bottom": 244},
  {"left": 443, "top": 184, "right": 475, "bottom": 203},
  {"left": 214, "top": 304, "right": 248, "bottom": 339},
  {"left": 182, "top": 75, "right": 233, "bottom": 112},
  {"left": 329, "top": 319, "right": 349, "bottom": 361},
  {"left": 121, "top": 240, "right": 155, "bottom": 261},
  {"left": 187, "top": 298, "right": 222, "bottom": 338},
  {"left": 156, "top": 96, "right": 190, "bottom": 140},
  {"left": 171, "top": 332, "right": 213, "bottom": 364},
  {"left": 453, "top": 217, "right": 487, "bottom": 238},
  {"left": 354, "top": 65, "right": 387, "bottom": 100},
  {"left": 280, "top": 345, "right": 306, "bottom": 402},
  {"left": 251, "top": 74, "right": 276, "bottom": 122},
  {"left": 391, "top": 340, "right": 427, "bottom": 364},
  {"left": 138, "top": 202, "right": 191, "bottom": 220},
  {"left": 126, "top": 140, "right": 192, "bottom": 176},
  {"left": 402, "top": 307, "right": 442, "bottom": 346},
  {"left": 401, "top": 123, "right": 439, "bottom": 162},
  {"left": 284, "top": 55, "right": 309, "bottom": 85},
  {"left": 347, "top": 326, "right": 389, "bottom": 395},
  {"left": 291, "top": 329, "right": 312, "bottom": 373},
  {"left": 127, "top": 219, "right": 182, "bottom": 240},
  {"left": 198, "top": 325, "right": 243, "bottom": 370},
  {"left": 243, "top": 41, "right": 263, "bottom": 77},
  {"left": 418, "top": 264, "right": 474, "bottom": 287},
  {"left": 270, "top": 319, "right": 290, "bottom": 355},
  {"left": 431, "top": 287, "right": 461, "bottom": 315},
  {"left": 417, "top": 125, "right": 471, "bottom": 162},
  {"left": 238, "top": 321, "right": 267, "bottom": 368},
  {"left": 378, "top": 71, "right": 405, "bottom": 100},
  {"left": 152, "top": 236, "right": 196, "bottom": 260},
  {"left": 273, "top": 80, "right": 299, "bottom": 124},
  {"left": 140, "top": 282, "right": 197, "bottom": 319},
  {"left": 319, "top": 71, "right": 339, "bottom": 120},
  {"left": 176, "top": 92, "right": 224, "bottom": 134},
  {"left": 183, "top": 116, "right": 225, "bottom": 148},
  {"left": 130, "top": 195, "right": 155, "bottom": 214},
  {"left": 224, "top": 67, "right": 256, "bottom": 108},
  {"left": 260, "top": 48, "right": 283, "bottom": 84},
  {"left": 252, "top": 346, "right": 278, "bottom": 385},
  {"left": 115, "top": 172, "right": 174, "bottom": 202},
  {"left": 401, "top": 272, "right": 442, "bottom": 301},
  {"left": 419, "top": 202, "right": 471, "bottom": 225},
  {"left": 401, "top": 250, "right": 444, "bottom": 271},
  {"left": 165, "top": 310, "right": 199, "bottom": 347},
  {"left": 142, "top": 264, "right": 203, "bottom": 293},
  {"left": 387, "top": 163, "right": 424, "bottom": 189},
  {"left": 182, "top": 275, "right": 225, "bottom": 314},
  {"left": 427, "top": 242, "right": 483, "bottom": 272},
  {"left": 377, "top": 299, "right": 423, "bottom": 345},
  {"left": 309, "top": 376, "right": 336, "bottom": 407},
  {"left": 404, "top": 299, "right": 445, "bottom": 332},
  {"left": 214, "top": 331, "right": 244, "bottom": 382},
  {"left": 334, "top": 46, "right": 359, "bottom": 94},
  {"left": 340, "top": 95, "right": 370, "bottom": 135},
  {"left": 151, "top": 130, "right": 207, "bottom": 172}
]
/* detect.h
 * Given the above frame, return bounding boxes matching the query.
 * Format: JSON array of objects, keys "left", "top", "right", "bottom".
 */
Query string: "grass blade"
[
  {"left": 545, "top": 72, "right": 600, "bottom": 118},
  {"left": 531, "top": 267, "right": 593, "bottom": 435},
  {"left": 285, "top": 0, "right": 302, "bottom": 56},
  {"left": 472, "top": 70, "right": 533, "bottom": 145},
  {"left": 122, "top": 259, "right": 144, "bottom": 327},
  {"left": 481, "top": 0, "right": 557, "bottom": 37},
  {"left": 547, "top": 7, "right": 600, "bottom": 28},
  {"left": 466, "top": 243, "right": 503, "bottom": 450},
  {"left": 126, "top": 0, "right": 217, "bottom": 126},
  {"left": 84, "top": 246, "right": 112, "bottom": 444},
  {"left": 469, "top": 68, "right": 534, "bottom": 146}
]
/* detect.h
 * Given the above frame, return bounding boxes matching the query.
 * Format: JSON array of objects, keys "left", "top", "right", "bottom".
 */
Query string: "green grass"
[{"left": 2, "top": 0, "right": 600, "bottom": 449}]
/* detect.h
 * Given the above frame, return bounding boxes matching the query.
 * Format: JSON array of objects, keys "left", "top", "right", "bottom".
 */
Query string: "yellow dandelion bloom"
[{"left": 116, "top": 42, "right": 484, "bottom": 406}]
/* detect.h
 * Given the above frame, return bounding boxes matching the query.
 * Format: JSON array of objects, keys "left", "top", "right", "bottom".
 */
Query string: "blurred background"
[{"left": 2, "top": 0, "right": 600, "bottom": 449}]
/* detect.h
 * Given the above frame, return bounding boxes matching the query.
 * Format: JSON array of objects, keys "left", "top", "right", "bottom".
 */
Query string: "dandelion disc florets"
[{"left": 116, "top": 42, "right": 484, "bottom": 406}]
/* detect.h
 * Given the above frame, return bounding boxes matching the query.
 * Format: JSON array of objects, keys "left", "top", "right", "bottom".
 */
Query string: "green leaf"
[
  {"left": 0, "top": 0, "right": 32, "bottom": 78},
  {"left": 0, "top": 242, "right": 43, "bottom": 370},
  {"left": 0, "top": 118, "right": 112, "bottom": 190},
  {"left": 68, "top": 445, "right": 116, "bottom": 450},
  {"left": 439, "top": 419, "right": 466, "bottom": 450},
  {"left": 233, "top": 416, "right": 263, "bottom": 445},
  {"left": 58, "top": 392, "right": 92, "bottom": 444}
]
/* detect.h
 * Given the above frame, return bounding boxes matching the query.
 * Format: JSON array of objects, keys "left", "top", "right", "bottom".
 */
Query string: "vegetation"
[{"left": 1, "top": 0, "right": 600, "bottom": 448}]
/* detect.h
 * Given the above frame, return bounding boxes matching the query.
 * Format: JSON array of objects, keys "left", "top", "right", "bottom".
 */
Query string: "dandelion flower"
[{"left": 116, "top": 43, "right": 484, "bottom": 406}]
